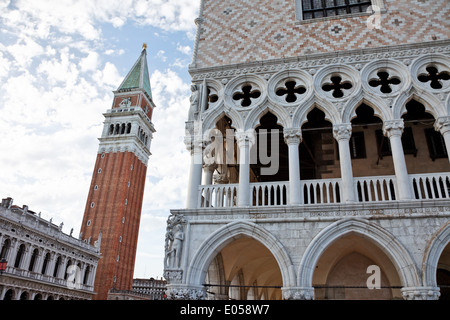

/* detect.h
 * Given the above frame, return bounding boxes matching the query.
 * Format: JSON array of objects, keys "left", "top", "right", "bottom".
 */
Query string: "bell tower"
[{"left": 80, "top": 44, "right": 156, "bottom": 300}]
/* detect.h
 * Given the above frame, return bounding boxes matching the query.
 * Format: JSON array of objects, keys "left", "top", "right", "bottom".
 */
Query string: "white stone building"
[
  {"left": 0, "top": 197, "right": 100, "bottom": 300},
  {"left": 164, "top": 0, "right": 450, "bottom": 300},
  {"left": 132, "top": 277, "right": 167, "bottom": 300}
]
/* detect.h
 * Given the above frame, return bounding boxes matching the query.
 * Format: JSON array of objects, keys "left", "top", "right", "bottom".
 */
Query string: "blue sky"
[{"left": 0, "top": 0, "right": 199, "bottom": 279}]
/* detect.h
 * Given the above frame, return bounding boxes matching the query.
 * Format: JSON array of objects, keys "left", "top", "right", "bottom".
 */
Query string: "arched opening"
[
  {"left": 28, "top": 248, "right": 39, "bottom": 272},
  {"left": 3, "top": 289, "right": 14, "bottom": 300},
  {"left": 402, "top": 100, "right": 450, "bottom": 173},
  {"left": 20, "top": 291, "right": 29, "bottom": 300},
  {"left": 300, "top": 107, "right": 335, "bottom": 180},
  {"left": 350, "top": 104, "right": 385, "bottom": 177},
  {"left": 83, "top": 265, "right": 91, "bottom": 285},
  {"left": 41, "top": 252, "right": 51, "bottom": 274},
  {"left": 211, "top": 115, "right": 236, "bottom": 183},
  {"left": 312, "top": 233, "right": 402, "bottom": 300},
  {"left": 436, "top": 242, "right": 450, "bottom": 300},
  {"left": 53, "top": 256, "right": 62, "bottom": 278},
  {"left": 204, "top": 236, "right": 283, "bottom": 300},
  {"left": 34, "top": 293, "right": 42, "bottom": 300},
  {"left": 14, "top": 244, "right": 25, "bottom": 268},
  {"left": 0, "top": 238, "right": 10, "bottom": 260},
  {"left": 64, "top": 260, "right": 72, "bottom": 280},
  {"left": 251, "top": 112, "right": 288, "bottom": 183}
]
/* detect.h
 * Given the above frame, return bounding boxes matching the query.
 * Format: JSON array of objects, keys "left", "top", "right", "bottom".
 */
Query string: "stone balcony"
[{"left": 197, "top": 172, "right": 450, "bottom": 209}]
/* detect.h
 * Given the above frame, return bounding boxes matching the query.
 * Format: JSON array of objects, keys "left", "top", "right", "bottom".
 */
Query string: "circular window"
[
  {"left": 411, "top": 54, "right": 450, "bottom": 93},
  {"left": 314, "top": 64, "right": 361, "bottom": 101},
  {"left": 225, "top": 74, "right": 267, "bottom": 109},
  {"left": 268, "top": 69, "right": 313, "bottom": 107}
]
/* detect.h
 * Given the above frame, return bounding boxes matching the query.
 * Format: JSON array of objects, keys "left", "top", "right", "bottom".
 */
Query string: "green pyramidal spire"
[{"left": 117, "top": 44, "right": 152, "bottom": 100}]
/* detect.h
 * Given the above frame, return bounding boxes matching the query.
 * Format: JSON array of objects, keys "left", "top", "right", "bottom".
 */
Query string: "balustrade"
[{"left": 197, "top": 172, "right": 450, "bottom": 208}]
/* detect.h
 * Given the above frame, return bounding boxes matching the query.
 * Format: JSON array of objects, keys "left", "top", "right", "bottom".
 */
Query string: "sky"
[{"left": 0, "top": 0, "right": 200, "bottom": 279}]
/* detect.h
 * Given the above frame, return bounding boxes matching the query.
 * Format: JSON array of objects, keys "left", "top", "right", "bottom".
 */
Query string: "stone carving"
[
  {"left": 333, "top": 124, "right": 352, "bottom": 141},
  {"left": 164, "top": 213, "right": 187, "bottom": 269},
  {"left": 283, "top": 128, "right": 302, "bottom": 145},
  {"left": 188, "top": 84, "right": 200, "bottom": 121},
  {"left": 119, "top": 97, "right": 131, "bottom": 108},
  {"left": 165, "top": 287, "right": 206, "bottom": 300},
  {"left": 282, "top": 287, "right": 315, "bottom": 300},
  {"left": 163, "top": 270, "right": 183, "bottom": 283},
  {"left": 383, "top": 120, "right": 404, "bottom": 137},
  {"left": 401, "top": 287, "right": 440, "bottom": 300}
]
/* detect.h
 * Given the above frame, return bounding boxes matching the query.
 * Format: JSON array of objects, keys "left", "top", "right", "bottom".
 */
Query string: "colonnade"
[{"left": 185, "top": 116, "right": 450, "bottom": 208}]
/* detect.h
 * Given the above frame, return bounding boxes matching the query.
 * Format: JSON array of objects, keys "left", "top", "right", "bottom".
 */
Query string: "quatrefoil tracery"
[
  {"left": 232, "top": 84, "right": 261, "bottom": 107},
  {"left": 369, "top": 71, "right": 401, "bottom": 94},
  {"left": 418, "top": 65, "right": 450, "bottom": 90},
  {"left": 322, "top": 76, "right": 353, "bottom": 98},
  {"left": 275, "top": 80, "right": 307, "bottom": 103}
]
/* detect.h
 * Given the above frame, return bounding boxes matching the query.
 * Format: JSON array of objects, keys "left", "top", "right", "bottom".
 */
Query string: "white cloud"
[
  {"left": 92, "top": 61, "right": 122, "bottom": 89},
  {"left": 156, "top": 50, "right": 167, "bottom": 62},
  {"left": 176, "top": 43, "right": 192, "bottom": 56},
  {"left": 6, "top": 37, "right": 45, "bottom": 68},
  {"left": 0, "top": 0, "right": 198, "bottom": 279},
  {"left": 80, "top": 51, "right": 100, "bottom": 72}
]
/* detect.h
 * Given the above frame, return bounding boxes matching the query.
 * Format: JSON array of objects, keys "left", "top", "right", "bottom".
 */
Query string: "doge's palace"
[{"left": 164, "top": 0, "right": 450, "bottom": 300}]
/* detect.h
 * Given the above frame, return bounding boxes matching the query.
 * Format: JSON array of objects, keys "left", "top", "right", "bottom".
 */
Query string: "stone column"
[
  {"left": 435, "top": 116, "right": 450, "bottom": 163},
  {"left": 235, "top": 131, "right": 255, "bottom": 207},
  {"left": 21, "top": 244, "right": 32, "bottom": 270},
  {"left": 333, "top": 124, "right": 356, "bottom": 203},
  {"left": 383, "top": 120, "right": 413, "bottom": 200},
  {"left": 202, "top": 164, "right": 216, "bottom": 185},
  {"left": 284, "top": 128, "right": 303, "bottom": 205},
  {"left": 47, "top": 252, "right": 57, "bottom": 276},
  {"left": 185, "top": 137, "right": 203, "bottom": 209},
  {"left": 36, "top": 250, "right": 46, "bottom": 274},
  {"left": 401, "top": 287, "right": 440, "bottom": 300}
]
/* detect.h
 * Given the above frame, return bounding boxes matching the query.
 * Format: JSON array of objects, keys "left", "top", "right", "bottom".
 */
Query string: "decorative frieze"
[
  {"left": 401, "top": 287, "right": 441, "bottom": 300},
  {"left": 282, "top": 287, "right": 314, "bottom": 300}
]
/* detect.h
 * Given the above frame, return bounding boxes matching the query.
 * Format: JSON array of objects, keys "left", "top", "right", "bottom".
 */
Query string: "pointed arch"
[
  {"left": 423, "top": 221, "right": 450, "bottom": 287},
  {"left": 292, "top": 97, "right": 340, "bottom": 128},
  {"left": 244, "top": 101, "right": 291, "bottom": 130},
  {"left": 392, "top": 87, "right": 445, "bottom": 119},
  {"left": 186, "top": 220, "right": 296, "bottom": 288},
  {"left": 342, "top": 92, "right": 392, "bottom": 123},
  {"left": 298, "top": 217, "right": 420, "bottom": 289},
  {"left": 201, "top": 103, "right": 244, "bottom": 133}
]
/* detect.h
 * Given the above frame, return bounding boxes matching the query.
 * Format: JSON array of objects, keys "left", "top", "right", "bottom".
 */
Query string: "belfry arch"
[{"left": 186, "top": 221, "right": 296, "bottom": 300}]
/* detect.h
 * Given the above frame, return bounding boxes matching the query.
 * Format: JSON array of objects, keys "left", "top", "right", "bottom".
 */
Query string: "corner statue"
[{"left": 164, "top": 213, "right": 187, "bottom": 269}]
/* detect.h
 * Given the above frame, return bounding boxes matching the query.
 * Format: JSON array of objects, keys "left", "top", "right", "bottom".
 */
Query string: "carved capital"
[
  {"left": 213, "top": 173, "right": 229, "bottom": 184},
  {"left": 401, "top": 287, "right": 440, "bottom": 300},
  {"left": 235, "top": 130, "right": 256, "bottom": 149},
  {"left": 165, "top": 286, "right": 206, "bottom": 300},
  {"left": 333, "top": 124, "right": 352, "bottom": 141},
  {"left": 163, "top": 269, "right": 183, "bottom": 284},
  {"left": 435, "top": 116, "right": 450, "bottom": 135},
  {"left": 184, "top": 135, "right": 204, "bottom": 154},
  {"left": 282, "top": 287, "right": 314, "bottom": 300},
  {"left": 383, "top": 120, "right": 404, "bottom": 138},
  {"left": 283, "top": 128, "right": 302, "bottom": 145}
]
